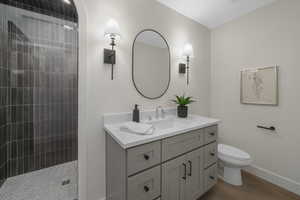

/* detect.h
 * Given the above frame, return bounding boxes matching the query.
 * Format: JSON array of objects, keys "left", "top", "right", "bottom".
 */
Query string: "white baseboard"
[{"left": 244, "top": 165, "right": 300, "bottom": 196}]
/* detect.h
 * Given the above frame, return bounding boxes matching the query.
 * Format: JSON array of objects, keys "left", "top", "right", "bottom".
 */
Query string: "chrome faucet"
[
  {"left": 161, "top": 108, "right": 165, "bottom": 119},
  {"left": 155, "top": 106, "right": 165, "bottom": 119}
]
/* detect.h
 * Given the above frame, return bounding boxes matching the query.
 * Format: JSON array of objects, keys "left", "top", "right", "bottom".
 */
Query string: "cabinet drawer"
[
  {"left": 162, "top": 129, "right": 204, "bottom": 161},
  {"left": 204, "top": 126, "right": 218, "bottom": 144},
  {"left": 204, "top": 142, "right": 217, "bottom": 168},
  {"left": 127, "top": 141, "right": 161, "bottom": 176},
  {"left": 128, "top": 166, "right": 161, "bottom": 200},
  {"left": 204, "top": 164, "right": 217, "bottom": 192}
]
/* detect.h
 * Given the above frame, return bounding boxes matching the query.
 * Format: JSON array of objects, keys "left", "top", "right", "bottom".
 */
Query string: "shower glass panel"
[{"left": 0, "top": 1, "right": 78, "bottom": 200}]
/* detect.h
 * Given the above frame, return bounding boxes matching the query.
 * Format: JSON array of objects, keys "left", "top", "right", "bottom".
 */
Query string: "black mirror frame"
[{"left": 132, "top": 29, "right": 171, "bottom": 100}]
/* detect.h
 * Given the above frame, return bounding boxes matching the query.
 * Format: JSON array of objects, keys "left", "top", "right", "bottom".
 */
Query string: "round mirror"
[{"left": 132, "top": 29, "right": 170, "bottom": 99}]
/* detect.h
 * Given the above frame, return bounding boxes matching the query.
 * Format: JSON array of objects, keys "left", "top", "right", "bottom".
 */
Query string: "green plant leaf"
[
  {"left": 176, "top": 95, "right": 181, "bottom": 103},
  {"left": 171, "top": 100, "right": 178, "bottom": 104},
  {"left": 171, "top": 95, "right": 196, "bottom": 106}
]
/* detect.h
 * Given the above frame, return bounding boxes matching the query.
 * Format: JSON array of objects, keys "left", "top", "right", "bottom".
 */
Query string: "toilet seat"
[{"left": 218, "top": 144, "right": 251, "bottom": 161}]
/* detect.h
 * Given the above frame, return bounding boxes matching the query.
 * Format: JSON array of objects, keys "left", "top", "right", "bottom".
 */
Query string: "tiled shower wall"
[
  {"left": 0, "top": 6, "right": 8, "bottom": 186},
  {"left": 0, "top": 2, "right": 78, "bottom": 181}
]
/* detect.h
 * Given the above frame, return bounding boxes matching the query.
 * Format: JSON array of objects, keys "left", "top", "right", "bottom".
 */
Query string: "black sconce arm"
[{"left": 104, "top": 36, "right": 117, "bottom": 80}]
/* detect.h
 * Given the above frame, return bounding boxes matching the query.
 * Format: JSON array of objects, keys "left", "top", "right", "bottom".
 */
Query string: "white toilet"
[{"left": 218, "top": 144, "right": 252, "bottom": 186}]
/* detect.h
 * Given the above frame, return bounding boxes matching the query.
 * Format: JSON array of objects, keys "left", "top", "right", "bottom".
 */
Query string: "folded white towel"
[{"left": 120, "top": 122, "right": 155, "bottom": 135}]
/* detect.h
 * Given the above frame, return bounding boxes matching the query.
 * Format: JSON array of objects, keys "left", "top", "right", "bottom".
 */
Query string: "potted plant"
[{"left": 172, "top": 95, "right": 195, "bottom": 118}]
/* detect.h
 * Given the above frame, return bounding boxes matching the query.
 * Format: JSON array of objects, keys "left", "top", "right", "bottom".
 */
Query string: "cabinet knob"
[
  {"left": 144, "top": 186, "right": 150, "bottom": 192},
  {"left": 210, "top": 132, "right": 215, "bottom": 136},
  {"left": 144, "top": 154, "right": 150, "bottom": 160},
  {"left": 210, "top": 152, "right": 215, "bottom": 156},
  {"left": 210, "top": 176, "right": 215, "bottom": 180}
]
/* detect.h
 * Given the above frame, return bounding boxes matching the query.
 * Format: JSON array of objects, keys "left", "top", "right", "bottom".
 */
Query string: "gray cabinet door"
[
  {"left": 184, "top": 148, "right": 204, "bottom": 200},
  {"left": 162, "top": 155, "right": 186, "bottom": 200}
]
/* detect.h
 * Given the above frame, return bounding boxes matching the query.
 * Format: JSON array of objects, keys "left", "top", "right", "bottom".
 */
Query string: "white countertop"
[{"left": 104, "top": 112, "right": 220, "bottom": 149}]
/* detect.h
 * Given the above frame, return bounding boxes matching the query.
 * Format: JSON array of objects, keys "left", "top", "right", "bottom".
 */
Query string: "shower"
[{"left": 0, "top": 0, "right": 79, "bottom": 199}]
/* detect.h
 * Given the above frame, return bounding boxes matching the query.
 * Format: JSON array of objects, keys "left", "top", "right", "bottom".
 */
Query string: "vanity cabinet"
[{"left": 106, "top": 125, "right": 218, "bottom": 200}]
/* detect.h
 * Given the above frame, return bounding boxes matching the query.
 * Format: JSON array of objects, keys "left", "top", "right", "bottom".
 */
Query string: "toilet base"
[{"left": 223, "top": 166, "right": 242, "bottom": 186}]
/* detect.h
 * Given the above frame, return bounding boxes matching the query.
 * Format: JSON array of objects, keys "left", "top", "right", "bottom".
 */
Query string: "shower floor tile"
[{"left": 0, "top": 161, "right": 78, "bottom": 200}]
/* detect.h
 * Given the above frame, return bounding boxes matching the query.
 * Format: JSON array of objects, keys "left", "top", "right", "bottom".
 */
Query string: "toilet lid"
[{"left": 218, "top": 144, "right": 251, "bottom": 161}]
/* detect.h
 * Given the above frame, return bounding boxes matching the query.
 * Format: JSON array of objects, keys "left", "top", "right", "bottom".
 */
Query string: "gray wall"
[{"left": 211, "top": 0, "right": 300, "bottom": 193}]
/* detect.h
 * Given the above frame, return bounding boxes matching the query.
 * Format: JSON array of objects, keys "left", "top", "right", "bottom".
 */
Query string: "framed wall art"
[{"left": 241, "top": 66, "right": 278, "bottom": 105}]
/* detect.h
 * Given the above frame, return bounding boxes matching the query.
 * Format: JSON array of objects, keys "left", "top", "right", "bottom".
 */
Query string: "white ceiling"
[{"left": 156, "top": 0, "right": 277, "bottom": 29}]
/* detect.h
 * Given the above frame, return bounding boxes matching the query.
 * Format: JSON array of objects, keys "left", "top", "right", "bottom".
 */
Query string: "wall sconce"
[
  {"left": 179, "top": 63, "right": 186, "bottom": 74},
  {"left": 104, "top": 19, "right": 121, "bottom": 80},
  {"left": 179, "top": 43, "right": 194, "bottom": 85}
]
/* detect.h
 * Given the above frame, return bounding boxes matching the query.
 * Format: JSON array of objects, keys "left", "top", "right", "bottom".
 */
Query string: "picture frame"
[{"left": 240, "top": 66, "right": 278, "bottom": 106}]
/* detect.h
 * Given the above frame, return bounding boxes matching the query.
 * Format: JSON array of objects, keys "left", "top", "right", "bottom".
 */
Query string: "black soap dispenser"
[{"left": 132, "top": 104, "right": 140, "bottom": 123}]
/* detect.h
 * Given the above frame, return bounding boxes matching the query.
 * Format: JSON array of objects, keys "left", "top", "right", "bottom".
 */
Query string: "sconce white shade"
[
  {"left": 63, "top": 0, "right": 71, "bottom": 5},
  {"left": 182, "top": 43, "right": 194, "bottom": 57},
  {"left": 104, "top": 19, "right": 121, "bottom": 39}
]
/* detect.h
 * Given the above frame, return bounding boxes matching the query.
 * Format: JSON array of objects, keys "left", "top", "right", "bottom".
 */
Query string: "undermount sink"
[
  {"left": 143, "top": 116, "right": 194, "bottom": 131},
  {"left": 144, "top": 117, "right": 175, "bottom": 130}
]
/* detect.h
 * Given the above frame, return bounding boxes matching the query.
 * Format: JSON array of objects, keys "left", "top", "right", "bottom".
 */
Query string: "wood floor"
[{"left": 199, "top": 171, "right": 300, "bottom": 200}]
